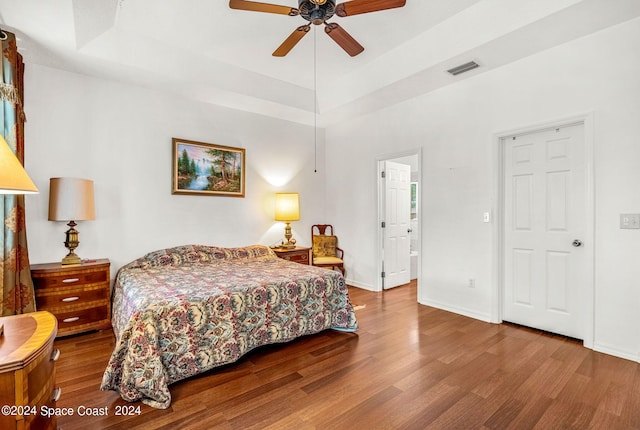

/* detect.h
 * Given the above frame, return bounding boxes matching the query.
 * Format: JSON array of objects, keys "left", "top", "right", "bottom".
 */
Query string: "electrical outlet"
[
  {"left": 468, "top": 278, "right": 475, "bottom": 288},
  {"left": 620, "top": 214, "right": 640, "bottom": 229}
]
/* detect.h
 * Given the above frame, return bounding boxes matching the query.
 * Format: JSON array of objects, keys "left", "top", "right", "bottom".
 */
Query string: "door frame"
[
  {"left": 376, "top": 148, "right": 423, "bottom": 292},
  {"left": 492, "top": 113, "right": 595, "bottom": 348}
]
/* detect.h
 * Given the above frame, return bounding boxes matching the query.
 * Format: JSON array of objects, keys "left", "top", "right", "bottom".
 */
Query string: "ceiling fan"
[{"left": 229, "top": 0, "right": 407, "bottom": 57}]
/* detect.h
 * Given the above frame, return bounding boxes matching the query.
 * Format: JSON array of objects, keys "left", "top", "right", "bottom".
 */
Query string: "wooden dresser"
[
  {"left": 0, "top": 311, "right": 59, "bottom": 430},
  {"left": 272, "top": 246, "right": 310, "bottom": 265},
  {"left": 31, "top": 259, "right": 111, "bottom": 337}
]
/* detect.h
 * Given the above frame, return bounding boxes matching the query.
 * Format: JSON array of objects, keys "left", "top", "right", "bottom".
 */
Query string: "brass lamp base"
[
  {"left": 280, "top": 222, "right": 297, "bottom": 249},
  {"left": 61, "top": 251, "right": 82, "bottom": 265},
  {"left": 61, "top": 220, "right": 82, "bottom": 265}
]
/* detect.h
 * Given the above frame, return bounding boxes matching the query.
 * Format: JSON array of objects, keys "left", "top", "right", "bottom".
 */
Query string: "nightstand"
[
  {"left": 272, "top": 246, "right": 311, "bottom": 265},
  {"left": 0, "top": 311, "right": 60, "bottom": 430},
  {"left": 31, "top": 259, "right": 111, "bottom": 337}
]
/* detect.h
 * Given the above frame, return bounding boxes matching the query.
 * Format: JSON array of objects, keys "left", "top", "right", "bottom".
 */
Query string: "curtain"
[{"left": 1, "top": 30, "right": 35, "bottom": 315}]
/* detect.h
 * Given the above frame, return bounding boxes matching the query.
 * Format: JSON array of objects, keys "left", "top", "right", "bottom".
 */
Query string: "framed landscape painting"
[{"left": 172, "top": 138, "right": 245, "bottom": 197}]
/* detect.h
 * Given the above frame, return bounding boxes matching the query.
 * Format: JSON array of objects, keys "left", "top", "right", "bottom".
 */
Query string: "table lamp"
[
  {"left": 275, "top": 192, "right": 299, "bottom": 249},
  {"left": 48, "top": 178, "right": 95, "bottom": 265}
]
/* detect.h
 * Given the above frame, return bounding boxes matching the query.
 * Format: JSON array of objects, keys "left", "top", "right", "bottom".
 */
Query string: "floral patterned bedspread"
[{"left": 100, "top": 244, "right": 358, "bottom": 409}]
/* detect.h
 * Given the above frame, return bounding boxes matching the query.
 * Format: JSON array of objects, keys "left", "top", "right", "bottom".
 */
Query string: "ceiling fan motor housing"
[{"left": 299, "top": 0, "right": 335, "bottom": 24}]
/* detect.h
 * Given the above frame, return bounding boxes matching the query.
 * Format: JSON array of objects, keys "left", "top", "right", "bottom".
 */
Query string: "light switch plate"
[{"left": 620, "top": 214, "right": 640, "bottom": 229}]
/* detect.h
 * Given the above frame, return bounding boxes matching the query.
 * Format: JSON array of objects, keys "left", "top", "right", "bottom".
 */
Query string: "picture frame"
[{"left": 172, "top": 138, "right": 246, "bottom": 197}]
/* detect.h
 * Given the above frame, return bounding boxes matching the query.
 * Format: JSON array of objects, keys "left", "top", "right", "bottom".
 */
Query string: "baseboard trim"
[
  {"left": 593, "top": 342, "right": 640, "bottom": 363},
  {"left": 420, "top": 298, "right": 493, "bottom": 323},
  {"left": 346, "top": 279, "right": 376, "bottom": 291}
]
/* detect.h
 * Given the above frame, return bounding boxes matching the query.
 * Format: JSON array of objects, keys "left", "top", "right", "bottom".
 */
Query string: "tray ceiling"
[{"left": 1, "top": 0, "right": 639, "bottom": 125}]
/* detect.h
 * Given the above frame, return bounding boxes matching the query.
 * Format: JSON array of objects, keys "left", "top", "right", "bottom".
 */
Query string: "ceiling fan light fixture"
[
  {"left": 299, "top": 0, "right": 335, "bottom": 23},
  {"left": 310, "top": 9, "right": 325, "bottom": 25}
]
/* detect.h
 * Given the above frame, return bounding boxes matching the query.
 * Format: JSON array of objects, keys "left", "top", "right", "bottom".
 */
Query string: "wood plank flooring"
[{"left": 54, "top": 282, "right": 640, "bottom": 429}]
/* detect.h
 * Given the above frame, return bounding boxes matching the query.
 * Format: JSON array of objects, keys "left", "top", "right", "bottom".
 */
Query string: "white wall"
[
  {"left": 325, "top": 18, "right": 640, "bottom": 361},
  {"left": 23, "top": 65, "right": 325, "bottom": 276}
]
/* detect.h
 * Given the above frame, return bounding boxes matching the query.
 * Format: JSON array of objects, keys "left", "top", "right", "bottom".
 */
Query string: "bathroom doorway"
[{"left": 376, "top": 149, "right": 421, "bottom": 293}]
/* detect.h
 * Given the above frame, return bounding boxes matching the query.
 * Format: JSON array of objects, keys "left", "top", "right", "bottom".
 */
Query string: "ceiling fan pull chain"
[{"left": 314, "top": 25, "right": 318, "bottom": 173}]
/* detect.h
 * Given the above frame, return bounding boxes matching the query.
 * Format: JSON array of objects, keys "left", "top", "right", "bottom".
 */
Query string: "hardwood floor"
[{"left": 54, "top": 282, "right": 640, "bottom": 429}]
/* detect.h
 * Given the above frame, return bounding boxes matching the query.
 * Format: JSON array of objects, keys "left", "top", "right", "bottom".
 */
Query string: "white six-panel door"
[
  {"left": 383, "top": 160, "right": 411, "bottom": 289},
  {"left": 503, "top": 123, "right": 587, "bottom": 339}
]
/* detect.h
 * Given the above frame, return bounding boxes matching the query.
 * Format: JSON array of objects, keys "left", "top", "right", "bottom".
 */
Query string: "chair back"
[
  {"left": 310, "top": 224, "right": 345, "bottom": 275},
  {"left": 311, "top": 224, "right": 334, "bottom": 236}
]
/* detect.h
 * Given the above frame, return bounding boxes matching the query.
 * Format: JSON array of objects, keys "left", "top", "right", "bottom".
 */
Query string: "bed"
[{"left": 100, "top": 244, "right": 358, "bottom": 408}]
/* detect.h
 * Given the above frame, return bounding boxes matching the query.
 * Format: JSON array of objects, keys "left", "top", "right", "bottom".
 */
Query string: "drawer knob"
[
  {"left": 62, "top": 278, "right": 80, "bottom": 284},
  {"left": 62, "top": 317, "right": 80, "bottom": 323},
  {"left": 61, "top": 296, "right": 80, "bottom": 302},
  {"left": 52, "top": 387, "right": 62, "bottom": 402},
  {"left": 51, "top": 349, "right": 61, "bottom": 362}
]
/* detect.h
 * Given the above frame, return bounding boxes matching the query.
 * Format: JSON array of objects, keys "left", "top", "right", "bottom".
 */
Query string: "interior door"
[
  {"left": 383, "top": 160, "right": 411, "bottom": 289},
  {"left": 503, "top": 123, "right": 587, "bottom": 339}
]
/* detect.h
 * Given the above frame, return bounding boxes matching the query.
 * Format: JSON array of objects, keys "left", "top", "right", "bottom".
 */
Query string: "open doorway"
[{"left": 376, "top": 149, "right": 421, "bottom": 296}]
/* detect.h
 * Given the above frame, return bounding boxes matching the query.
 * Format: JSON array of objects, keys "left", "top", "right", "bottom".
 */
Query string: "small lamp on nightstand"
[
  {"left": 275, "top": 192, "right": 300, "bottom": 249},
  {"left": 48, "top": 177, "right": 95, "bottom": 265}
]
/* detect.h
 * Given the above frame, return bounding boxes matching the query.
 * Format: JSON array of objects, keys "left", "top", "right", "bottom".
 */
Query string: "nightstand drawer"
[
  {"left": 282, "top": 251, "right": 309, "bottom": 263},
  {"left": 32, "top": 269, "right": 108, "bottom": 289},
  {"left": 55, "top": 305, "right": 110, "bottom": 332},
  {"left": 35, "top": 285, "right": 109, "bottom": 309},
  {"left": 272, "top": 247, "right": 311, "bottom": 265},
  {"left": 28, "top": 394, "right": 58, "bottom": 430},
  {"left": 27, "top": 342, "right": 57, "bottom": 406}
]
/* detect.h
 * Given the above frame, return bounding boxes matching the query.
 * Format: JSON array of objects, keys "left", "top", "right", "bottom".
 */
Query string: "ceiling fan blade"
[
  {"left": 335, "top": 0, "right": 406, "bottom": 17},
  {"left": 229, "top": 0, "right": 299, "bottom": 16},
  {"left": 273, "top": 25, "right": 311, "bottom": 57},
  {"left": 324, "top": 23, "right": 364, "bottom": 57}
]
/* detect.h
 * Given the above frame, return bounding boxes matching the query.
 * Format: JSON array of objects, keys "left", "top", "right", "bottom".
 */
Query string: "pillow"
[
  {"left": 225, "top": 245, "right": 276, "bottom": 260},
  {"left": 127, "top": 244, "right": 277, "bottom": 269},
  {"left": 313, "top": 235, "right": 337, "bottom": 258}
]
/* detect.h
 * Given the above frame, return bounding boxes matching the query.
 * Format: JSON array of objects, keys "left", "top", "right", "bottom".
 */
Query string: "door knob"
[
  {"left": 407, "top": 228, "right": 413, "bottom": 233},
  {"left": 572, "top": 239, "right": 583, "bottom": 247}
]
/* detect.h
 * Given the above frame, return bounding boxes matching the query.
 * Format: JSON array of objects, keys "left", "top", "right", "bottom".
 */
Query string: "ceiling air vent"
[{"left": 447, "top": 61, "right": 480, "bottom": 76}]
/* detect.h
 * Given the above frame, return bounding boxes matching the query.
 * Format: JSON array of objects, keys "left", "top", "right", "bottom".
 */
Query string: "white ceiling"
[{"left": 1, "top": 0, "right": 639, "bottom": 126}]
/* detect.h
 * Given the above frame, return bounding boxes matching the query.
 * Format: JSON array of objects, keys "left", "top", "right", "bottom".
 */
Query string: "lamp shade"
[
  {"left": 48, "top": 178, "right": 95, "bottom": 221},
  {"left": 274, "top": 192, "right": 300, "bottom": 221},
  {"left": 0, "top": 135, "right": 38, "bottom": 194}
]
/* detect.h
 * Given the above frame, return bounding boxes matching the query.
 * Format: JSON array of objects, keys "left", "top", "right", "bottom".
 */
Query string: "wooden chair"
[{"left": 311, "top": 224, "right": 345, "bottom": 276}]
